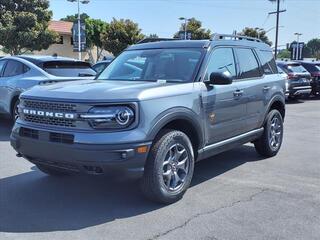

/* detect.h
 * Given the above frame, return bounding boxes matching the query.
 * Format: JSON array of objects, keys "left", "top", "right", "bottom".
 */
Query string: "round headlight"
[{"left": 116, "top": 108, "right": 134, "bottom": 126}]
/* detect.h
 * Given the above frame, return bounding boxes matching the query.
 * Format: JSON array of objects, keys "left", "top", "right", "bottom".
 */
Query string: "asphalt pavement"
[{"left": 0, "top": 99, "right": 319, "bottom": 240}]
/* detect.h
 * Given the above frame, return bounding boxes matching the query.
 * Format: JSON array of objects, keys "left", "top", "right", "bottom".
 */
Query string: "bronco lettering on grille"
[{"left": 22, "top": 109, "right": 76, "bottom": 119}]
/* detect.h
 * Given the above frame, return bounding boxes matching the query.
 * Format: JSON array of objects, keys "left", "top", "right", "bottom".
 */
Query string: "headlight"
[{"left": 81, "top": 106, "right": 135, "bottom": 129}]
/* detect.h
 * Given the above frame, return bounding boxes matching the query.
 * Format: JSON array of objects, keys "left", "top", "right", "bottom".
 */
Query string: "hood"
[{"left": 21, "top": 80, "right": 194, "bottom": 102}]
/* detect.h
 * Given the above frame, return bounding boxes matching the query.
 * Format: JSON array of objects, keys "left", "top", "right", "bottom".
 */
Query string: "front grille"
[
  {"left": 21, "top": 99, "right": 77, "bottom": 128},
  {"left": 24, "top": 100, "right": 77, "bottom": 112},
  {"left": 19, "top": 127, "right": 39, "bottom": 139},
  {"left": 24, "top": 115, "right": 76, "bottom": 127},
  {"left": 50, "top": 132, "right": 74, "bottom": 144}
]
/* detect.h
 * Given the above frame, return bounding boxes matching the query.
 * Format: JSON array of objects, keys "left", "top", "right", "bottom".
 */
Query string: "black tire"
[
  {"left": 141, "top": 130, "right": 195, "bottom": 204},
  {"left": 37, "top": 164, "right": 70, "bottom": 176},
  {"left": 11, "top": 99, "right": 20, "bottom": 122},
  {"left": 254, "top": 109, "right": 284, "bottom": 157}
]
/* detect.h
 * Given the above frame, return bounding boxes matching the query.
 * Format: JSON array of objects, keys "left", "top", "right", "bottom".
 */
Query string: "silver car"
[{"left": 0, "top": 55, "right": 96, "bottom": 120}]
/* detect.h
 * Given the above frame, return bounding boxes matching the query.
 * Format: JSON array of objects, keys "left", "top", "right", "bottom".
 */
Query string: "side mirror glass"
[{"left": 206, "top": 71, "right": 233, "bottom": 85}]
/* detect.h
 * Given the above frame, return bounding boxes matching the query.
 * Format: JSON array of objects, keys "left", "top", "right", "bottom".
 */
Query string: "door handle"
[
  {"left": 263, "top": 86, "right": 271, "bottom": 92},
  {"left": 233, "top": 89, "right": 244, "bottom": 97}
]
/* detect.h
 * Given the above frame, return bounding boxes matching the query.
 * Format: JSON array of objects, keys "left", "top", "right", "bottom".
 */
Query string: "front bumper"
[{"left": 10, "top": 124, "right": 152, "bottom": 178}]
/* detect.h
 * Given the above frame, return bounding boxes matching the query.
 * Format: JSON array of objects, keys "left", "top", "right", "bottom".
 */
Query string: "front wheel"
[
  {"left": 254, "top": 109, "right": 284, "bottom": 157},
  {"left": 11, "top": 99, "right": 20, "bottom": 121},
  {"left": 141, "top": 130, "right": 195, "bottom": 204}
]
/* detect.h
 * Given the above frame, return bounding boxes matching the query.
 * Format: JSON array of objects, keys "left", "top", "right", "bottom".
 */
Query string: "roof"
[
  {"left": 127, "top": 39, "right": 271, "bottom": 51},
  {"left": 127, "top": 40, "right": 211, "bottom": 50},
  {"left": 17, "top": 55, "right": 77, "bottom": 62},
  {"left": 49, "top": 20, "right": 73, "bottom": 35}
]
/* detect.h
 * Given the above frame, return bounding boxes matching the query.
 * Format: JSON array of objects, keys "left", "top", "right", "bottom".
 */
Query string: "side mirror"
[{"left": 206, "top": 71, "right": 233, "bottom": 85}]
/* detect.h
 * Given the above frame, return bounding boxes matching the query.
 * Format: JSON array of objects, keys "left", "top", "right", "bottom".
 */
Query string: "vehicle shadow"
[
  {"left": 285, "top": 99, "right": 305, "bottom": 104},
  {"left": 0, "top": 144, "right": 264, "bottom": 233},
  {"left": 0, "top": 118, "right": 13, "bottom": 141}
]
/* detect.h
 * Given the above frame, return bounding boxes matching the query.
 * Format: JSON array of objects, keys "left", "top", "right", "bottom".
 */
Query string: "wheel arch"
[{"left": 147, "top": 108, "right": 204, "bottom": 157}]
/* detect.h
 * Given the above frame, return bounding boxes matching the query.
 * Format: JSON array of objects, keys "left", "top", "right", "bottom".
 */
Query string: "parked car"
[
  {"left": 277, "top": 61, "right": 312, "bottom": 99},
  {"left": 297, "top": 61, "right": 320, "bottom": 96},
  {"left": 0, "top": 55, "right": 96, "bottom": 120},
  {"left": 92, "top": 58, "right": 114, "bottom": 74},
  {"left": 11, "top": 35, "right": 285, "bottom": 204}
]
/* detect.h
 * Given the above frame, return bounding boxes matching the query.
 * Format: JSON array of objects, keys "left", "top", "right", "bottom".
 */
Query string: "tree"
[
  {"left": 277, "top": 49, "right": 291, "bottom": 59},
  {"left": 148, "top": 34, "right": 159, "bottom": 38},
  {"left": 85, "top": 18, "right": 109, "bottom": 62},
  {"left": 0, "top": 0, "right": 58, "bottom": 55},
  {"left": 60, "top": 13, "right": 90, "bottom": 22},
  {"left": 240, "top": 27, "right": 272, "bottom": 46},
  {"left": 306, "top": 38, "right": 320, "bottom": 58},
  {"left": 101, "top": 18, "right": 145, "bottom": 56},
  {"left": 174, "top": 18, "right": 211, "bottom": 40}
]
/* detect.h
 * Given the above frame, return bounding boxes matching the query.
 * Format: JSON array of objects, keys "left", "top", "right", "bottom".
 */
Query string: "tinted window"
[
  {"left": 301, "top": 63, "right": 320, "bottom": 72},
  {"left": 286, "top": 64, "right": 308, "bottom": 74},
  {"left": 0, "top": 60, "right": 6, "bottom": 77},
  {"left": 43, "top": 61, "right": 96, "bottom": 77},
  {"left": 260, "top": 50, "right": 277, "bottom": 74},
  {"left": 235, "top": 48, "right": 262, "bottom": 79},
  {"left": 3, "top": 60, "right": 29, "bottom": 77},
  {"left": 205, "top": 48, "right": 236, "bottom": 80},
  {"left": 98, "top": 49, "right": 203, "bottom": 82}
]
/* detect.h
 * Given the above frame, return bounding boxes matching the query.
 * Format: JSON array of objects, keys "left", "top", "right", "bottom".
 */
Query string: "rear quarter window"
[
  {"left": 235, "top": 48, "right": 262, "bottom": 79},
  {"left": 259, "top": 50, "right": 277, "bottom": 74}
]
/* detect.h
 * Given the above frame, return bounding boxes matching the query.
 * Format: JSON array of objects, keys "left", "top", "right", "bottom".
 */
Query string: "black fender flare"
[{"left": 147, "top": 107, "right": 204, "bottom": 148}]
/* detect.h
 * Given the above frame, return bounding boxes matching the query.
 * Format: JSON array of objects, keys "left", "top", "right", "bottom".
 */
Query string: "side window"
[
  {"left": 235, "top": 48, "right": 262, "bottom": 79},
  {"left": 260, "top": 50, "right": 277, "bottom": 74},
  {"left": 0, "top": 60, "right": 6, "bottom": 77},
  {"left": 205, "top": 48, "right": 236, "bottom": 80},
  {"left": 3, "top": 60, "right": 29, "bottom": 77}
]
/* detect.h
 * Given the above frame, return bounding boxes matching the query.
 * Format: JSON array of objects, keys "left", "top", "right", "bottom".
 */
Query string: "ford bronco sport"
[{"left": 11, "top": 34, "right": 285, "bottom": 204}]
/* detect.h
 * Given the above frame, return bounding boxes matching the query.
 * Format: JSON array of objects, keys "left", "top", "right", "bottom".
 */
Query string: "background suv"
[
  {"left": 11, "top": 35, "right": 285, "bottom": 203},
  {"left": 277, "top": 61, "right": 312, "bottom": 99},
  {"left": 298, "top": 61, "right": 320, "bottom": 96}
]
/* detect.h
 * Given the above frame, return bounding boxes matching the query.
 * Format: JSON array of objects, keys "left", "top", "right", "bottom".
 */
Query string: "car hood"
[{"left": 21, "top": 79, "right": 194, "bottom": 102}]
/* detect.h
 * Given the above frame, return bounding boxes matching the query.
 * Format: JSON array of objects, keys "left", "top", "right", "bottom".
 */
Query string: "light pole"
[
  {"left": 67, "top": 0, "right": 90, "bottom": 60},
  {"left": 179, "top": 17, "right": 191, "bottom": 40},
  {"left": 294, "top": 32, "right": 302, "bottom": 60}
]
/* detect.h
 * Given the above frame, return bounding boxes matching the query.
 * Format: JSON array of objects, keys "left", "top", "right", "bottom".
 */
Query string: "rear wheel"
[
  {"left": 141, "top": 130, "right": 194, "bottom": 204},
  {"left": 36, "top": 164, "right": 71, "bottom": 176},
  {"left": 254, "top": 109, "right": 283, "bottom": 157}
]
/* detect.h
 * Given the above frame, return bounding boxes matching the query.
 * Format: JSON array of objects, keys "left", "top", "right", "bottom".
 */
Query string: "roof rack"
[
  {"left": 137, "top": 38, "right": 178, "bottom": 44},
  {"left": 211, "top": 33, "right": 262, "bottom": 43}
]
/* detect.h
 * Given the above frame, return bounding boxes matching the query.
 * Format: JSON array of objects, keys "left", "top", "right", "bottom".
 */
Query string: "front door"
[{"left": 201, "top": 47, "right": 246, "bottom": 145}]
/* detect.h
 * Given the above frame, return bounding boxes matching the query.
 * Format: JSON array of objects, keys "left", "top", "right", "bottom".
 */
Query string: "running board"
[{"left": 197, "top": 128, "right": 264, "bottom": 161}]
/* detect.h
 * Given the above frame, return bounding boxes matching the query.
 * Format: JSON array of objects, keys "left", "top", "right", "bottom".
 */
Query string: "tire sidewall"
[
  {"left": 153, "top": 131, "right": 194, "bottom": 201},
  {"left": 265, "top": 110, "right": 284, "bottom": 154}
]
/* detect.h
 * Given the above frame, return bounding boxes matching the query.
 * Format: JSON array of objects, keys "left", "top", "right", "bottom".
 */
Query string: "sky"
[{"left": 49, "top": 0, "right": 320, "bottom": 49}]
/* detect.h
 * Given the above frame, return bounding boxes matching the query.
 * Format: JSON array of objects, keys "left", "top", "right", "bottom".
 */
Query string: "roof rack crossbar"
[{"left": 211, "top": 33, "right": 262, "bottom": 43}]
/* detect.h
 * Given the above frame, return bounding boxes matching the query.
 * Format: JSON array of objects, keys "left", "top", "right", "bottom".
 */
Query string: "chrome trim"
[
  {"left": 80, "top": 114, "right": 115, "bottom": 119},
  {"left": 202, "top": 128, "right": 264, "bottom": 152}
]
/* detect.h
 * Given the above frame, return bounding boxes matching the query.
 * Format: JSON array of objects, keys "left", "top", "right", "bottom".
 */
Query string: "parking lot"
[{"left": 0, "top": 99, "right": 319, "bottom": 240}]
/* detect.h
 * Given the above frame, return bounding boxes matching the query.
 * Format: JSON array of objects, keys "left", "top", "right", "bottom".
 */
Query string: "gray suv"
[{"left": 10, "top": 34, "right": 285, "bottom": 203}]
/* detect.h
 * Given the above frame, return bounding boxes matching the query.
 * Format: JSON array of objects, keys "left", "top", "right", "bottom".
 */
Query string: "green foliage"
[
  {"left": 174, "top": 18, "right": 211, "bottom": 40},
  {"left": 277, "top": 49, "right": 291, "bottom": 59},
  {"left": 148, "top": 34, "right": 159, "bottom": 38},
  {"left": 306, "top": 38, "right": 320, "bottom": 57},
  {"left": 60, "top": 13, "right": 90, "bottom": 22},
  {"left": 0, "top": 0, "right": 58, "bottom": 55},
  {"left": 240, "top": 27, "right": 272, "bottom": 46},
  {"left": 101, "top": 18, "right": 145, "bottom": 56}
]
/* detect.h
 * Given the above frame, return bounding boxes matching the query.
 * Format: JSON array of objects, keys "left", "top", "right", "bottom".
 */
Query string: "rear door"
[
  {"left": 234, "top": 48, "right": 272, "bottom": 132},
  {"left": 201, "top": 47, "right": 246, "bottom": 145}
]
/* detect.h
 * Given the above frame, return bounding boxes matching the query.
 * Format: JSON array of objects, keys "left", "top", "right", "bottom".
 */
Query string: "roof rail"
[
  {"left": 137, "top": 38, "right": 178, "bottom": 44},
  {"left": 211, "top": 33, "right": 262, "bottom": 43}
]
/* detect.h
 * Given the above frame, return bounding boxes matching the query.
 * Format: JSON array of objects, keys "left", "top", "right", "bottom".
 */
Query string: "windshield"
[
  {"left": 43, "top": 61, "right": 96, "bottom": 77},
  {"left": 98, "top": 48, "right": 204, "bottom": 82}
]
